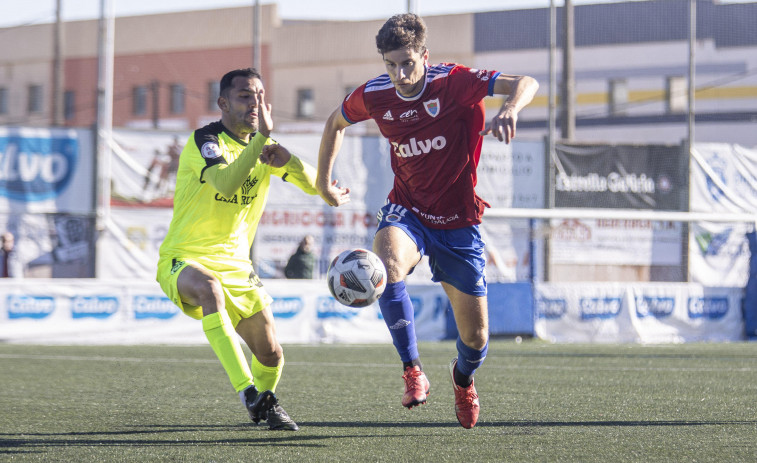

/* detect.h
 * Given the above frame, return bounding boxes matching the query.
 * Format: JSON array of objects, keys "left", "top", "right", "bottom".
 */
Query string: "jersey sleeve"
[
  {"left": 270, "top": 154, "right": 319, "bottom": 196},
  {"left": 203, "top": 132, "right": 270, "bottom": 198},
  {"left": 446, "top": 64, "right": 500, "bottom": 107},
  {"left": 341, "top": 84, "right": 371, "bottom": 125}
]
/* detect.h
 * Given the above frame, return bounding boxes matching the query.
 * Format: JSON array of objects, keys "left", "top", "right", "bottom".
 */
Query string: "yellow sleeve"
[
  {"left": 203, "top": 132, "right": 269, "bottom": 198},
  {"left": 274, "top": 155, "right": 319, "bottom": 196}
]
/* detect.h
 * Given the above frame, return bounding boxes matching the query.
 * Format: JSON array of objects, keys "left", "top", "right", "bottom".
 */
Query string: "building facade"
[{"left": 0, "top": 0, "right": 755, "bottom": 146}]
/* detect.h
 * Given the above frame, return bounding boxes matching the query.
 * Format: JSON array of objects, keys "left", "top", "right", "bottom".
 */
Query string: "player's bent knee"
[{"left": 460, "top": 329, "right": 488, "bottom": 350}]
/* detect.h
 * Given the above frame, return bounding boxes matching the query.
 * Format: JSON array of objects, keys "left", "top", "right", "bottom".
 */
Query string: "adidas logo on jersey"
[{"left": 383, "top": 110, "right": 394, "bottom": 121}]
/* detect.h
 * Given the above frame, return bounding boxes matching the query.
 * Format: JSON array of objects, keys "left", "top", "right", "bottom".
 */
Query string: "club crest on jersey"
[
  {"left": 201, "top": 142, "right": 222, "bottom": 159},
  {"left": 423, "top": 99, "right": 440, "bottom": 118},
  {"left": 469, "top": 68, "right": 489, "bottom": 81}
]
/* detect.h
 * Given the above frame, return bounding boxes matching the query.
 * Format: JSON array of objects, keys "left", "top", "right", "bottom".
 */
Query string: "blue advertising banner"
[{"left": 0, "top": 127, "right": 94, "bottom": 214}]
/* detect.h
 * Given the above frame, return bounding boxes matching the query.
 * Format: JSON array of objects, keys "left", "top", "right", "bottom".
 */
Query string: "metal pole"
[
  {"left": 96, "top": 0, "right": 114, "bottom": 227},
  {"left": 52, "top": 0, "right": 64, "bottom": 126},
  {"left": 253, "top": 0, "right": 261, "bottom": 71},
  {"left": 95, "top": 0, "right": 115, "bottom": 276},
  {"left": 561, "top": 0, "right": 575, "bottom": 140},
  {"left": 548, "top": 0, "right": 557, "bottom": 184},
  {"left": 688, "top": 0, "right": 696, "bottom": 150},
  {"left": 545, "top": 0, "right": 558, "bottom": 283}
]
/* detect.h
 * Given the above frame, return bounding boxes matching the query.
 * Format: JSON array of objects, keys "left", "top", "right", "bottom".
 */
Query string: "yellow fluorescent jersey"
[{"left": 159, "top": 121, "right": 317, "bottom": 269}]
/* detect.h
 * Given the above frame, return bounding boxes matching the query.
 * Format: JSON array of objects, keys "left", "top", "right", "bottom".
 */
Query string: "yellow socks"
[
  {"left": 251, "top": 354, "right": 284, "bottom": 393},
  {"left": 202, "top": 311, "right": 253, "bottom": 392}
]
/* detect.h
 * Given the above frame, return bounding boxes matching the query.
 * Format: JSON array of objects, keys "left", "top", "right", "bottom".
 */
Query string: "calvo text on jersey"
[{"left": 391, "top": 135, "right": 447, "bottom": 158}]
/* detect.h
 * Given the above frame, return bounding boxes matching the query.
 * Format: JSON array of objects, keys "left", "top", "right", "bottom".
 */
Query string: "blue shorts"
[{"left": 376, "top": 203, "right": 487, "bottom": 296}]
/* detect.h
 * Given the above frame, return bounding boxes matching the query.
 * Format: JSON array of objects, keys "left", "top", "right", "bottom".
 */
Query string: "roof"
[{"left": 474, "top": 0, "right": 757, "bottom": 52}]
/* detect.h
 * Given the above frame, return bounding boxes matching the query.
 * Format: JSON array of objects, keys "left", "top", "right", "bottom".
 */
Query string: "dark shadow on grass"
[
  {"left": 2, "top": 418, "right": 754, "bottom": 453},
  {"left": 2, "top": 419, "right": 755, "bottom": 439},
  {"left": 0, "top": 434, "right": 329, "bottom": 451}
]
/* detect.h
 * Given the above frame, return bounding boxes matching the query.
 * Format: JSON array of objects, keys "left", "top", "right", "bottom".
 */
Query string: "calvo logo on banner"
[{"left": 0, "top": 130, "right": 78, "bottom": 201}]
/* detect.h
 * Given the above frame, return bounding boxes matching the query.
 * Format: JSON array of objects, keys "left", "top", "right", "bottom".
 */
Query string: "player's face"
[
  {"left": 219, "top": 76, "right": 265, "bottom": 138},
  {"left": 383, "top": 48, "right": 428, "bottom": 97}
]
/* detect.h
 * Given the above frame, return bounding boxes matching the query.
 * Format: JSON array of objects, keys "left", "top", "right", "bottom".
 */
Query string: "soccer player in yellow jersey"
[{"left": 157, "top": 68, "right": 318, "bottom": 431}]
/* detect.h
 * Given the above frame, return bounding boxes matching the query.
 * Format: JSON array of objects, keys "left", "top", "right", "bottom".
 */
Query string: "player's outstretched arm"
[
  {"left": 263, "top": 144, "right": 319, "bottom": 196},
  {"left": 259, "top": 143, "right": 291, "bottom": 168},
  {"left": 205, "top": 132, "right": 269, "bottom": 198},
  {"left": 316, "top": 108, "right": 351, "bottom": 206},
  {"left": 481, "top": 74, "right": 539, "bottom": 143}
]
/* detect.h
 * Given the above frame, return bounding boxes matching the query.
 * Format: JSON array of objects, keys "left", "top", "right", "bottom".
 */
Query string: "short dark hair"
[
  {"left": 375, "top": 13, "right": 427, "bottom": 55},
  {"left": 219, "top": 68, "right": 262, "bottom": 97}
]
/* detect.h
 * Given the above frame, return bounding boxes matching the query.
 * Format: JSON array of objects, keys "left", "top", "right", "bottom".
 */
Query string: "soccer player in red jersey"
[{"left": 316, "top": 13, "right": 538, "bottom": 428}]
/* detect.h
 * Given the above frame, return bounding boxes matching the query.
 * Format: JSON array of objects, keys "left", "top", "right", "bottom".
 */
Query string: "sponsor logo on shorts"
[
  {"left": 417, "top": 210, "right": 459, "bottom": 225},
  {"left": 379, "top": 203, "right": 408, "bottom": 224},
  {"left": 384, "top": 213, "right": 402, "bottom": 223},
  {"left": 170, "top": 260, "right": 185, "bottom": 275}
]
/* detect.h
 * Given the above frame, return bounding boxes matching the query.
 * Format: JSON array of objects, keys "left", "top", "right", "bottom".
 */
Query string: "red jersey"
[{"left": 342, "top": 63, "right": 499, "bottom": 229}]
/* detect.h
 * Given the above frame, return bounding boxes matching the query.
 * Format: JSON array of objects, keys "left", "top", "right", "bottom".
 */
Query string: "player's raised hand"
[
  {"left": 257, "top": 91, "right": 273, "bottom": 138},
  {"left": 480, "top": 106, "right": 517, "bottom": 143},
  {"left": 317, "top": 179, "right": 351, "bottom": 207},
  {"left": 259, "top": 144, "right": 291, "bottom": 168}
]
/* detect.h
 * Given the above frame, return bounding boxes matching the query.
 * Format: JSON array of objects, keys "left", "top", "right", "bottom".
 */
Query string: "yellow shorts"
[{"left": 156, "top": 256, "right": 272, "bottom": 327}]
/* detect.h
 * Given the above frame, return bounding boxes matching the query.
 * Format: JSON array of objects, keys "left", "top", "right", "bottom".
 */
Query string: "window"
[
  {"left": 133, "top": 86, "right": 148, "bottom": 116},
  {"left": 28, "top": 84, "right": 43, "bottom": 113},
  {"left": 608, "top": 79, "right": 628, "bottom": 116},
  {"left": 0, "top": 88, "right": 7, "bottom": 114},
  {"left": 170, "top": 84, "right": 185, "bottom": 114},
  {"left": 666, "top": 76, "right": 687, "bottom": 114},
  {"left": 296, "top": 88, "right": 314, "bottom": 119},
  {"left": 64, "top": 90, "right": 75, "bottom": 120},
  {"left": 207, "top": 81, "right": 220, "bottom": 111}
]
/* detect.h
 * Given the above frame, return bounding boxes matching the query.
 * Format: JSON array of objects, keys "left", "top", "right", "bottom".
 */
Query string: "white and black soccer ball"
[{"left": 327, "top": 249, "right": 387, "bottom": 307}]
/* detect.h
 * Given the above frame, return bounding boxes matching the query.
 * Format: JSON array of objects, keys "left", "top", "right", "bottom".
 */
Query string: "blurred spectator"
[
  {"left": 284, "top": 235, "right": 315, "bottom": 279},
  {"left": 1, "top": 232, "right": 22, "bottom": 278}
]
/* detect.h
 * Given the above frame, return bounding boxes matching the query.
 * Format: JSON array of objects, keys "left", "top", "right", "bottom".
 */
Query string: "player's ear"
[
  {"left": 217, "top": 96, "right": 228, "bottom": 112},
  {"left": 422, "top": 48, "right": 429, "bottom": 65}
]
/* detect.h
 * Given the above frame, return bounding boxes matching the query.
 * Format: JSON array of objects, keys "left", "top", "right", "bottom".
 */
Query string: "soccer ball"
[{"left": 327, "top": 249, "right": 387, "bottom": 307}]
